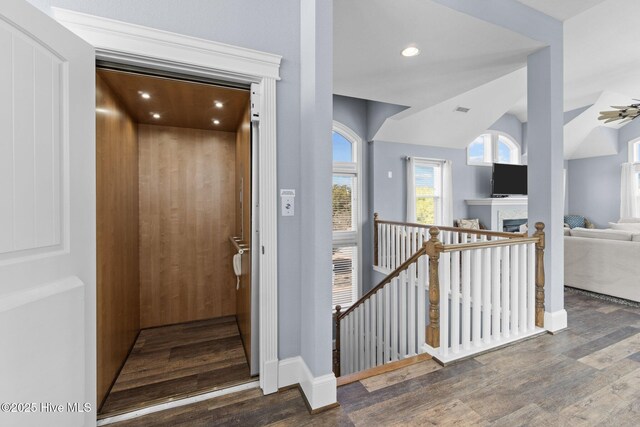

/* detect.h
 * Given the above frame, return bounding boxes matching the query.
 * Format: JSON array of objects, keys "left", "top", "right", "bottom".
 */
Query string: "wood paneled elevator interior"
[{"left": 95, "top": 68, "right": 255, "bottom": 416}]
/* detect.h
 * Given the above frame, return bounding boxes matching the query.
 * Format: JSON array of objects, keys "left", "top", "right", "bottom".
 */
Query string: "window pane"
[
  {"left": 332, "top": 131, "right": 353, "bottom": 162},
  {"left": 332, "top": 246, "right": 357, "bottom": 307},
  {"left": 333, "top": 175, "right": 355, "bottom": 231},
  {"left": 497, "top": 135, "right": 516, "bottom": 164},
  {"left": 416, "top": 197, "right": 436, "bottom": 224},
  {"left": 635, "top": 143, "right": 640, "bottom": 163},
  {"left": 468, "top": 136, "right": 485, "bottom": 163}
]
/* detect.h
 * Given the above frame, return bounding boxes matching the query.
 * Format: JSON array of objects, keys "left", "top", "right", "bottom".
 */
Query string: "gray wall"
[
  {"left": 568, "top": 113, "right": 640, "bottom": 228},
  {"left": 31, "top": 0, "right": 311, "bottom": 365}
]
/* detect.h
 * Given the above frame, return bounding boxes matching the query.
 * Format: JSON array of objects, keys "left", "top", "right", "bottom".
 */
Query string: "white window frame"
[
  {"left": 332, "top": 121, "right": 362, "bottom": 309},
  {"left": 628, "top": 137, "right": 640, "bottom": 163},
  {"left": 412, "top": 158, "right": 444, "bottom": 225},
  {"left": 467, "top": 131, "right": 521, "bottom": 166}
]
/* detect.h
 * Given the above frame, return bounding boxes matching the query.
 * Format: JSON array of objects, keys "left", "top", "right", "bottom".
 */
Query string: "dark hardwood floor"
[
  {"left": 111, "top": 289, "right": 640, "bottom": 426},
  {"left": 100, "top": 316, "right": 252, "bottom": 417}
]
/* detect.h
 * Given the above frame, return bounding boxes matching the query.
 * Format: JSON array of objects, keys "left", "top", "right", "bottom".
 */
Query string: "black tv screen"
[{"left": 492, "top": 164, "right": 527, "bottom": 196}]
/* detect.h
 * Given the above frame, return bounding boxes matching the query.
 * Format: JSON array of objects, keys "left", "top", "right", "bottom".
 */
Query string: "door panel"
[{"left": 0, "top": 1, "right": 95, "bottom": 426}]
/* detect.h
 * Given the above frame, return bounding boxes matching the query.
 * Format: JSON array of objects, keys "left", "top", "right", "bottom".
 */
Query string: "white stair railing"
[{"left": 335, "top": 244, "right": 428, "bottom": 376}]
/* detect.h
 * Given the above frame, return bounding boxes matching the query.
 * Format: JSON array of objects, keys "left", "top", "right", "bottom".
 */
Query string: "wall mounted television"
[{"left": 491, "top": 163, "right": 527, "bottom": 196}]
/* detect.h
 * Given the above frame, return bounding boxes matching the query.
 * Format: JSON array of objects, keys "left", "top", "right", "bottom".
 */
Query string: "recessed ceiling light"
[
  {"left": 212, "top": 119, "right": 220, "bottom": 125},
  {"left": 152, "top": 113, "right": 161, "bottom": 119},
  {"left": 139, "top": 91, "right": 151, "bottom": 99},
  {"left": 214, "top": 101, "right": 224, "bottom": 108},
  {"left": 401, "top": 46, "right": 420, "bottom": 57}
]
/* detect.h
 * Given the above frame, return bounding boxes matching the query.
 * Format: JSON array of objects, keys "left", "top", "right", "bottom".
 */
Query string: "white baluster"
[
  {"left": 462, "top": 250, "right": 471, "bottom": 350},
  {"left": 380, "top": 223, "right": 385, "bottom": 269},
  {"left": 472, "top": 247, "right": 481, "bottom": 347},
  {"left": 451, "top": 251, "right": 461, "bottom": 353},
  {"left": 358, "top": 306, "right": 365, "bottom": 371},
  {"left": 386, "top": 224, "right": 391, "bottom": 270},
  {"left": 395, "top": 227, "right": 401, "bottom": 269},
  {"left": 491, "top": 247, "right": 501, "bottom": 339},
  {"left": 377, "top": 290, "right": 383, "bottom": 363},
  {"left": 519, "top": 243, "right": 527, "bottom": 332},
  {"left": 399, "top": 270, "right": 407, "bottom": 358},
  {"left": 440, "top": 251, "right": 450, "bottom": 355},
  {"left": 384, "top": 285, "right": 391, "bottom": 362},
  {"left": 408, "top": 261, "right": 417, "bottom": 355},
  {"left": 511, "top": 244, "right": 519, "bottom": 335},
  {"left": 345, "top": 315, "right": 351, "bottom": 375},
  {"left": 527, "top": 243, "right": 535, "bottom": 331},
  {"left": 391, "top": 278, "right": 399, "bottom": 361},
  {"left": 482, "top": 248, "right": 491, "bottom": 344},
  {"left": 340, "top": 318, "right": 346, "bottom": 374},
  {"left": 502, "top": 245, "right": 511, "bottom": 338},
  {"left": 370, "top": 294, "right": 377, "bottom": 368},
  {"left": 364, "top": 300, "right": 370, "bottom": 370}
]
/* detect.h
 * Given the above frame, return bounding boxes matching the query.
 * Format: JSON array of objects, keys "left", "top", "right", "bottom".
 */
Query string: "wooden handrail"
[
  {"left": 440, "top": 237, "right": 540, "bottom": 252},
  {"left": 337, "top": 244, "right": 428, "bottom": 321},
  {"left": 375, "top": 217, "right": 526, "bottom": 239}
]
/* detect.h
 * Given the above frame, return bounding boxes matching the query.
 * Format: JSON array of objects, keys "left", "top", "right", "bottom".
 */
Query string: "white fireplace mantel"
[{"left": 465, "top": 197, "right": 528, "bottom": 232}]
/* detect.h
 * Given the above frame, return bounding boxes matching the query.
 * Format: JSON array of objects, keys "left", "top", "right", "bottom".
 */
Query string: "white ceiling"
[
  {"left": 334, "top": 0, "right": 543, "bottom": 111},
  {"left": 510, "top": 0, "right": 640, "bottom": 121},
  {"left": 516, "top": 0, "right": 606, "bottom": 21},
  {"left": 375, "top": 69, "right": 526, "bottom": 148}
]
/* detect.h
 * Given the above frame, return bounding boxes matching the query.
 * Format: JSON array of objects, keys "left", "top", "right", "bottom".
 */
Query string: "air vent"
[{"left": 454, "top": 106, "right": 471, "bottom": 113}]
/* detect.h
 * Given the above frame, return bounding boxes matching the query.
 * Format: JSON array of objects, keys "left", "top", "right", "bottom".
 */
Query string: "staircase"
[{"left": 334, "top": 214, "right": 547, "bottom": 376}]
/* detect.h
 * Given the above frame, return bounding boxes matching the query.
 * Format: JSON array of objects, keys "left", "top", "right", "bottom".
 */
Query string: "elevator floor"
[{"left": 99, "top": 316, "right": 252, "bottom": 417}]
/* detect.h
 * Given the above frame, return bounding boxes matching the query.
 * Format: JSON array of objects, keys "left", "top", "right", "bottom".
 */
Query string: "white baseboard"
[
  {"left": 278, "top": 357, "right": 337, "bottom": 410},
  {"left": 544, "top": 309, "right": 567, "bottom": 333}
]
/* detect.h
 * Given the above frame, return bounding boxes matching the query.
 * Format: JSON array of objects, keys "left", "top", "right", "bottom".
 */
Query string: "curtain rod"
[{"left": 404, "top": 156, "right": 448, "bottom": 163}]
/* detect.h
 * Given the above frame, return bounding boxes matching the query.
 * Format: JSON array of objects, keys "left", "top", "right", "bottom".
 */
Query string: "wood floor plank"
[
  {"left": 100, "top": 317, "right": 252, "bottom": 417},
  {"left": 108, "top": 289, "right": 640, "bottom": 426},
  {"left": 577, "top": 333, "right": 640, "bottom": 370}
]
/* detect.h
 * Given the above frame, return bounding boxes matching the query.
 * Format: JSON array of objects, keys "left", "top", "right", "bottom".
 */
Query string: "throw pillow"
[
  {"left": 564, "top": 215, "right": 586, "bottom": 229},
  {"left": 458, "top": 219, "right": 480, "bottom": 230}
]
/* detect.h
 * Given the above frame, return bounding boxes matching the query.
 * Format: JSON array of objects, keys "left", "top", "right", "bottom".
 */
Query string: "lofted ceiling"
[
  {"left": 515, "top": 0, "right": 606, "bottom": 21},
  {"left": 334, "top": 0, "right": 543, "bottom": 112},
  {"left": 97, "top": 69, "right": 249, "bottom": 132}
]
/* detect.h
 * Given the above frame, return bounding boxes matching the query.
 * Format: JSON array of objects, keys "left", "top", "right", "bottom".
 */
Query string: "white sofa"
[{"left": 565, "top": 227, "right": 640, "bottom": 302}]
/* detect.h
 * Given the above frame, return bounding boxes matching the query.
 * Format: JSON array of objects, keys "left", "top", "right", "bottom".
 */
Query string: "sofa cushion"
[
  {"left": 619, "top": 217, "right": 640, "bottom": 223},
  {"left": 609, "top": 222, "right": 640, "bottom": 231},
  {"left": 564, "top": 215, "right": 586, "bottom": 229},
  {"left": 570, "top": 227, "right": 634, "bottom": 241},
  {"left": 633, "top": 234, "right": 640, "bottom": 242}
]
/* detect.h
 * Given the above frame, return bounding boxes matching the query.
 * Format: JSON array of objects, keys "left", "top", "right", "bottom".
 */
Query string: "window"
[
  {"left": 629, "top": 138, "right": 640, "bottom": 164},
  {"left": 467, "top": 132, "right": 520, "bottom": 165},
  {"left": 414, "top": 161, "right": 442, "bottom": 224},
  {"left": 332, "top": 123, "right": 361, "bottom": 309},
  {"left": 625, "top": 138, "right": 640, "bottom": 217}
]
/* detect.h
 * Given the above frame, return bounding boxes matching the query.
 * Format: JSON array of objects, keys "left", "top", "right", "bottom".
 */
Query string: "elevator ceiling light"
[
  {"left": 212, "top": 119, "right": 220, "bottom": 125},
  {"left": 401, "top": 46, "right": 420, "bottom": 57},
  {"left": 214, "top": 101, "right": 224, "bottom": 108},
  {"left": 139, "top": 91, "right": 151, "bottom": 99},
  {"left": 152, "top": 113, "right": 161, "bottom": 119}
]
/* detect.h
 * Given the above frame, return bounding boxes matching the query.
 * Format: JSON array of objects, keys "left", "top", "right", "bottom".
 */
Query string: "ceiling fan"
[{"left": 598, "top": 101, "right": 640, "bottom": 124}]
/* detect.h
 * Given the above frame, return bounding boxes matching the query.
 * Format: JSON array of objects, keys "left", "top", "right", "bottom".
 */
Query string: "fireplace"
[{"left": 503, "top": 218, "right": 527, "bottom": 233}]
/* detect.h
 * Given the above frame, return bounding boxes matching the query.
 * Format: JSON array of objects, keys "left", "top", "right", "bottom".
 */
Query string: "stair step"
[{"left": 337, "top": 353, "right": 432, "bottom": 387}]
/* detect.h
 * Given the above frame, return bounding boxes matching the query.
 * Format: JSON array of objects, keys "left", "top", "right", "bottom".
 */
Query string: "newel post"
[
  {"left": 373, "top": 213, "right": 380, "bottom": 266},
  {"left": 533, "top": 222, "right": 546, "bottom": 328},
  {"left": 334, "top": 305, "right": 342, "bottom": 376},
  {"left": 425, "top": 227, "right": 443, "bottom": 348}
]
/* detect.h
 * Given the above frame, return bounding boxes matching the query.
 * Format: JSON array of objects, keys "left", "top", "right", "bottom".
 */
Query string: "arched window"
[
  {"left": 332, "top": 122, "right": 361, "bottom": 309},
  {"left": 467, "top": 131, "right": 521, "bottom": 165}
]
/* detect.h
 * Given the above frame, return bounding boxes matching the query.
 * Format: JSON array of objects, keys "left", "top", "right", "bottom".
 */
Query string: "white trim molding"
[
  {"left": 278, "top": 357, "right": 337, "bottom": 410},
  {"left": 544, "top": 309, "right": 568, "bottom": 333},
  {"left": 52, "top": 9, "right": 282, "bottom": 395}
]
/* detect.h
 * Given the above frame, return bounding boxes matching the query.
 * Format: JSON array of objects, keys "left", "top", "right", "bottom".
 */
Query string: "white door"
[{"left": 0, "top": 1, "right": 95, "bottom": 426}]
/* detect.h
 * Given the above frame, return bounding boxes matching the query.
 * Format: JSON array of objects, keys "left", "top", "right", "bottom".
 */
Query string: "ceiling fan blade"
[{"left": 605, "top": 117, "right": 622, "bottom": 123}]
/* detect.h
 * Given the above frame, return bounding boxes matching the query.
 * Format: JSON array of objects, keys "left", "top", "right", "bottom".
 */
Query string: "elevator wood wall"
[
  {"left": 96, "top": 75, "right": 140, "bottom": 408},
  {"left": 234, "top": 104, "right": 252, "bottom": 367},
  {"left": 138, "top": 124, "right": 237, "bottom": 328}
]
